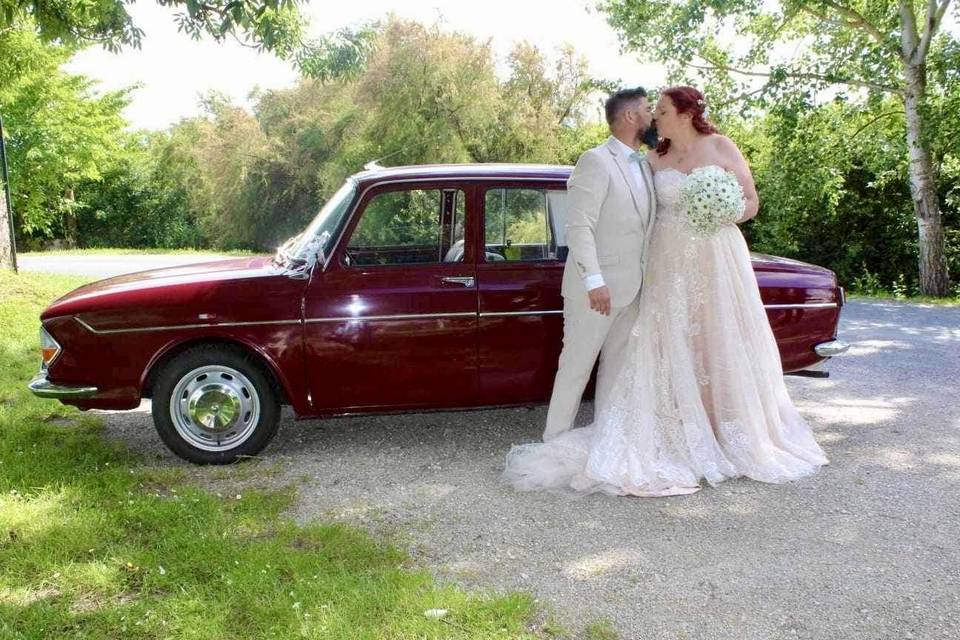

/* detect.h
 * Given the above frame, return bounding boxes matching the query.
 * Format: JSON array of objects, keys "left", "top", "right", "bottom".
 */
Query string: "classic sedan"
[{"left": 29, "top": 164, "right": 849, "bottom": 464}]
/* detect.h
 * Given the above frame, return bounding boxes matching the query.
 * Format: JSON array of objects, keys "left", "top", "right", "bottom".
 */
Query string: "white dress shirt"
[{"left": 583, "top": 137, "right": 644, "bottom": 292}]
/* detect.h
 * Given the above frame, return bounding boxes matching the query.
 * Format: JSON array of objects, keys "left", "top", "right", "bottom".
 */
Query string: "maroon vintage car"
[{"left": 29, "top": 164, "right": 849, "bottom": 463}]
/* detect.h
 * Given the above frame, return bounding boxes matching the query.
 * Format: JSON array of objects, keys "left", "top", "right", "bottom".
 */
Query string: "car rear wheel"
[{"left": 152, "top": 345, "right": 280, "bottom": 464}]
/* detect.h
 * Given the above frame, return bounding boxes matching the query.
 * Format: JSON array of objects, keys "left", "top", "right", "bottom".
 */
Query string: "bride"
[{"left": 503, "top": 86, "right": 828, "bottom": 497}]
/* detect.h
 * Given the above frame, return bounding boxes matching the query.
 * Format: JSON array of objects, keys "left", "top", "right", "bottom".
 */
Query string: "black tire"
[{"left": 151, "top": 344, "right": 281, "bottom": 464}]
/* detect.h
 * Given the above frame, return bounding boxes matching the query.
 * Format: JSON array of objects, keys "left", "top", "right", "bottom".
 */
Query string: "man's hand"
[{"left": 588, "top": 286, "right": 612, "bottom": 316}]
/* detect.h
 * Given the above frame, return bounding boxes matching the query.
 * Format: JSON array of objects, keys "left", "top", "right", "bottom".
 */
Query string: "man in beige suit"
[{"left": 543, "top": 87, "right": 657, "bottom": 441}]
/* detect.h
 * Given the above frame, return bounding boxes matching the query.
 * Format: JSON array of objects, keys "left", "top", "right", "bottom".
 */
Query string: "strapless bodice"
[{"left": 653, "top": 168, "right": 689, "bottom": 224}]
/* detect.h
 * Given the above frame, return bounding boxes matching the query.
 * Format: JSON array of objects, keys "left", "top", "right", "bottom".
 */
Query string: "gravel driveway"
[{"left": 95, "top": 299, "right": 960, "bottom": 639}]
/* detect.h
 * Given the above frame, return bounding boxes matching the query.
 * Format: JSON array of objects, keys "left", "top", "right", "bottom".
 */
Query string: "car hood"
[
  {"left": 750, "top": 252, "right": 834, "bottom": 276},
  {"left": 40, "top": 256, "right": 299, "bottom": 325},
  {"left": 750, "top": 252, "right": 838, "bottom": 302}
]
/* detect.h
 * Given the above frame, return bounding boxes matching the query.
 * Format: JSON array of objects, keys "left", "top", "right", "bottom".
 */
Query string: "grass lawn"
[
  {"left": 847, "top": 291, "right": 960, "bottom": 306},
  {"left": 0, "top": 271, "right": 544, "bottom": 639}
]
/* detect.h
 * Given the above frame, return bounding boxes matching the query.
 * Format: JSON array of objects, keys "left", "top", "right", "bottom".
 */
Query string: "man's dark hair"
[{"left": 604, "top": 87, "right": 648, "bottom": 126}]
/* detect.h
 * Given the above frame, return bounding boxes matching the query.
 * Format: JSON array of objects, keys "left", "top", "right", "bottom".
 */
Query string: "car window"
[
  {"left": 346, "top": 188, "right": 465, "bottom": 266},
  {"left": 484, "top": 188, "right": 567, "bottom": 262}
]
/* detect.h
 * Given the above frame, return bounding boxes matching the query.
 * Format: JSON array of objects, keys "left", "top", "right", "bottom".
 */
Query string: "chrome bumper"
[
  {"left": 28, "top": 372, "right": 98, "bottom": 399},
  {"left": 814, "top": 339, "right": 850, "bottom": 357}
]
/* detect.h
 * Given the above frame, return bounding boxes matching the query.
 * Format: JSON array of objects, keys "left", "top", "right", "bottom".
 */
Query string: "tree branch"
[
  {"left": 716, "top": 86, "right": 768, "bottom": 109},
  {"left": 229, "top": 32, "right": 260, "bottom": 50},
  {"left": 918, "top": 0, "right": 952, "bottom": 63},
  {"left": 819, "top": 1, "right": 889, "bottom": 44},
  {"left": 833, "top": 110, "right": 906, "bottom": 148},
  {"left": 687, "top": 56, "right": 903, "bottom": 95}
]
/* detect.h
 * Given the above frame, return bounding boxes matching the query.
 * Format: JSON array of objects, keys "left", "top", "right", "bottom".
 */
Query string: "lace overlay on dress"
[{"left": 502, "top": 167, "right": 828, "bottom": 496}]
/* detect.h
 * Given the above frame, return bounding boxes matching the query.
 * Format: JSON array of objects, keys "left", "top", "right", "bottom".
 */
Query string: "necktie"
[{"left": 629, "top": 151, "right": 644, "bottom": 164}]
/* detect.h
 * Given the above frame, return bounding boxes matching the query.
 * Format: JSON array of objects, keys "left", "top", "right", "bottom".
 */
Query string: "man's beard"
[{"left": 639, "top": 122, "right": 659, "bottom": 149}]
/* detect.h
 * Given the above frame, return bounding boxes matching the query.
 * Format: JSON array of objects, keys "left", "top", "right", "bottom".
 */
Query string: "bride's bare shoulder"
[
  {"left": 706, "top": 133, "right": 738, "bottom": 151},
  {"left": 706, "top": 134, "right": 747, "bottom": 167}
]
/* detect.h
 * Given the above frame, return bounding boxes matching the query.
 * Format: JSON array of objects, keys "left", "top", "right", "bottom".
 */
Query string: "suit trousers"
[{"left": 543, "top": 289, "right": 641, "bottom": 441}]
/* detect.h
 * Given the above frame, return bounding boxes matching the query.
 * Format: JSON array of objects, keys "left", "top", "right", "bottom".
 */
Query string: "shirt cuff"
[{"left": 583, "top": 273, "right": 605, "bottom": 291}]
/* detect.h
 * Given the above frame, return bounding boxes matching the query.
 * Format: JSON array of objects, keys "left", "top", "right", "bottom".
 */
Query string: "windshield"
[{"left": 289, "top": 179, "right": 357, "bottom": 265}]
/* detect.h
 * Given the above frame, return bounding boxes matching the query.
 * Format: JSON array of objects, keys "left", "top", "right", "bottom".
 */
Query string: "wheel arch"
[{"left": 141, "top": 337, "right": 291, "bottom": 405}]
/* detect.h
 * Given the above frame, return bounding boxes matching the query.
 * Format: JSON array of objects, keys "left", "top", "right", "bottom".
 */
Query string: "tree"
[
  {"left": 1, "top": 0, "right": 377, "bottom": 80},
  {"left": 76, "top": 132, "right": 202, "bottom": 249},
  {"left": 0, "top": 26, "right": 129, "bottom": 246},
  {"left": 494, "top": 42, "right": 611, "bottom": 163},
  {"left": 724, "top": 100, "right": 934, "bottom": 292},
  {"left": 1, "top": 0, "right": 301, "bottom": 54},
  {"left": 0, "top": 117, "right": 13, "bottom": 269},
  {"left": 601, "top": 0, "right": 957, "bottom": 295}
]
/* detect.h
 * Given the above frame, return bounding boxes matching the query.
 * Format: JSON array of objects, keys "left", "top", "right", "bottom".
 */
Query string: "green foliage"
[
  {"left": 15, "top": 7, "right": 956, "bottom": 292},
  {"left": 599, "top": 0, "right": 910, "bottom": 107},
  {"left": 1, "top": 0, "right": 304, "bottom": 55},
  {"left": 296, "top": 25, "right": 379, "bottom": 82},
  {"left": 485, "top": 188, "right": 549, "bottom": 245},
  {"left": 722, "top": 86, "right": 960, "bottom": 293},
  {"left": 146, "top": 17, "right": 606, "bottom": 250},
  {"left": 599, "top": 0, "right": 958, "bottom": 294},
  {"left": 352, "top": 20, "right": 503, "bottom": 166},
  {"left": 5, "top": 15, "right": 608, "bottom": 251},
  {"left": 0, "top": 271, "right": 540, "bottom": 638},
  {"left": 1, "top": 0, "right": 380, "bottom": 82},
  {"left": 76, "top": 133, "right": 203, "bottom": 249},
  {"left": 1, "top": 25, "right": 129, "bottom": 243}
]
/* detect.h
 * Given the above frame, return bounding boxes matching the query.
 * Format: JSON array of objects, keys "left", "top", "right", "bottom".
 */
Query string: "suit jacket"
[{"left": 561, "top": 136, "right": 656, "bottom": 307}]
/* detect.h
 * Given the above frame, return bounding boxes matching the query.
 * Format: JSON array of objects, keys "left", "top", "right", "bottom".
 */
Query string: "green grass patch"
[
  {"left": 583, "top": 618, "right": 619, "bottom": 640},
  {"left": 847, "top": 291, "right": 960, "bottom": 306},
  {"left": 0, "top": 271, "right": 539, "bottom": 639}
]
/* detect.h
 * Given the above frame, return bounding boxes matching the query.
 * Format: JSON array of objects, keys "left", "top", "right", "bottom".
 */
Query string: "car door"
[
  {"left": 303, "top": 182, "right": 479, "bottom": 412},
  {"left": 476, "top": 182, "right": 567, "bottom": 405}
]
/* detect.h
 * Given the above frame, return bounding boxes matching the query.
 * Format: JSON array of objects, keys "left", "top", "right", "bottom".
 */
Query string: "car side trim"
[
  {"left": 75, "top": 317, "right": 301, "bottom": 335},
  {"left": 763, "top": 303, "right": 839, "bottom": 309},
  {"left": 74, "top": 302, "right": 837, "bottom": 335},
  {"left": 305, "top": 312, "right": 477, "bottom": 323},
  {"left": 479, "top": 310, "right": 564, "bottom": 317},
  {"left": 478, "top": 305, "right": 837, "bottom": 317}
]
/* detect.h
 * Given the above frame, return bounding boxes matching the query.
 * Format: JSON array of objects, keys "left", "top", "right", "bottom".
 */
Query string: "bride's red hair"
[{"left": 656, "top": 86, "right": 717, "bottom": 156}]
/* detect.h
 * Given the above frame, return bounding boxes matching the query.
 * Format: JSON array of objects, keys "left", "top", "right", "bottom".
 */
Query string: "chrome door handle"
[{"left": 441, "top": 276, "right": 475, "bottom": 287}]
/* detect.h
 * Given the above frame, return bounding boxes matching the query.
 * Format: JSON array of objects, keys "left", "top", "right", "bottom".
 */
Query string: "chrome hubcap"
[{"left": 170, "top": 365, "right": 260, "bottom": 452}]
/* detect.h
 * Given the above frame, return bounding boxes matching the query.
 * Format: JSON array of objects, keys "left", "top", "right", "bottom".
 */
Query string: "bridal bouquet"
[{"left": 679, "top": 166, "right": 746, "bottom": 236}]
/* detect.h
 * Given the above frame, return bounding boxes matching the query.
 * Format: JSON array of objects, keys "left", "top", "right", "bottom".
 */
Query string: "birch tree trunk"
[
  {"left": 63, "top": 186, "right": 78, "bottom": 249},
  {"left": 900, "top": 2, "right": 951, "bottom": 296},
  {"left": 0, "top": 181, "right": 14, "bottom": 271},
  {"left": 0, "top": 112, "right": 15, "bottom": 271}
]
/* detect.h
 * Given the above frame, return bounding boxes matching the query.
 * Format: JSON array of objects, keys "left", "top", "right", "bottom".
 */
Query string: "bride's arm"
[{"left": 715, "top": 136, "right": 759, "bottom": 222}]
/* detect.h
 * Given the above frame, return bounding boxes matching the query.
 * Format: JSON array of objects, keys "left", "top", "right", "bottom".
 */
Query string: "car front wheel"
[{"left": 151, "top": 345, "right": 281, "bottom": 464}]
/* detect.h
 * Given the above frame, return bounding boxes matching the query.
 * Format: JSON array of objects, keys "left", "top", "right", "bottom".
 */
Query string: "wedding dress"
[{"left": 503, "top": 166, "right": 829, "bottom": 496}]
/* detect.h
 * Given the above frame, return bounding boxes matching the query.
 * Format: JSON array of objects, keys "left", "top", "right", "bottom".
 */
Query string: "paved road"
[
  {"left": 18, "top": 253, "right": 235, "bottom": 278},
  {"left": 94, "top": 297, "right": 960, "bottom": 638}
]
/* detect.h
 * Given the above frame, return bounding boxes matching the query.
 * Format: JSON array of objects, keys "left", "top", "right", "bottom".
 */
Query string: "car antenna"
[
  {"left": 363, "top": 147, "right": 407, "bottom": 171},
  {"left": 363, "top": 137, "right": 443, "bottom": 171}
]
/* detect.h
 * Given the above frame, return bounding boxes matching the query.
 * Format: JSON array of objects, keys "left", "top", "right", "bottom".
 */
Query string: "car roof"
[{"left": 351, "top": 163, "right": 573, "bottom": 186}]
